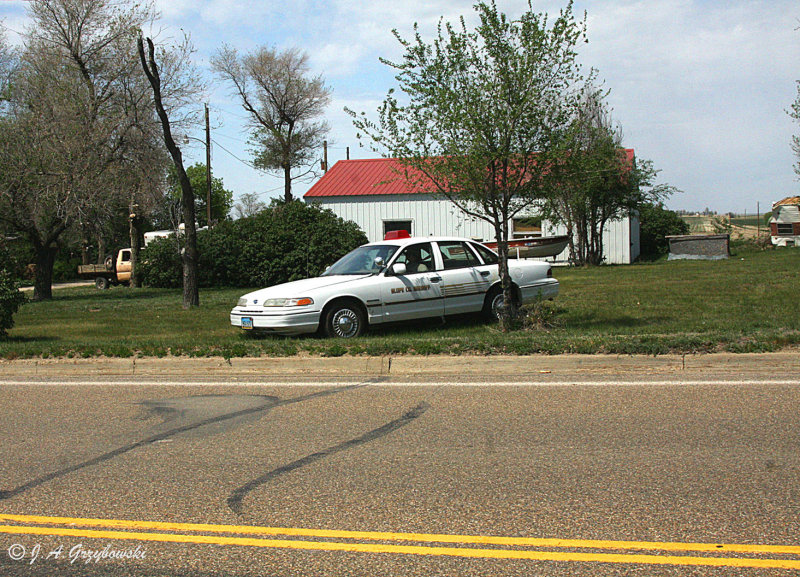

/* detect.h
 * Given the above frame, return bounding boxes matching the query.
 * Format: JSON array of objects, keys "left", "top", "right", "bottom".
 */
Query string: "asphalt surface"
[{"left": 0, "top": 353, "right": 799, "bottom": 576}]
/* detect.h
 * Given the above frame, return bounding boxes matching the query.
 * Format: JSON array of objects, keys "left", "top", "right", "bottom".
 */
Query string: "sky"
[{"left": 1, "top": 0, "right": 799, "bottom": 214}]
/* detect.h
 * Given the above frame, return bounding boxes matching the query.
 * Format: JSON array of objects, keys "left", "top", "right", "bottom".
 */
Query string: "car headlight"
[
  {"left": 237, "top": 297, "right": 248, "bottom": 307},
  {"left": 263, "top": 297, "right": 314, "bottom": 307}
]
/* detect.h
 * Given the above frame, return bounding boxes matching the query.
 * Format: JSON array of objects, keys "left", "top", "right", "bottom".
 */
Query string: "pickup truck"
[{"left": 77, "top": 248, "right": 132, "bottom": 289}]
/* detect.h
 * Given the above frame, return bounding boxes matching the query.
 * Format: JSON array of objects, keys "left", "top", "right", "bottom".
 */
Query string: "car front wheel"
[{"left": 324, "top": 302, "right": 366, "bottom": 338}]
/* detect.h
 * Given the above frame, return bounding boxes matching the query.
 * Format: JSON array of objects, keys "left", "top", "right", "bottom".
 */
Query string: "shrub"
[
  {"left": 138, "top": 236, "right": 183, "bottom": 289},
  {"left": 53, "top": 255, "right": 82, "bottom": 282},
  {"left": 140, "top": 200, "right": 368, "bottom": 289},
  {"left": 638, "top": 202, "right": 689, "bottom": 260},
  {"left": 0, "top": 241, "right": 28, "bottom": 282},
  {"left": 0, "top": 269, "right": 26, "bottom": 338}
]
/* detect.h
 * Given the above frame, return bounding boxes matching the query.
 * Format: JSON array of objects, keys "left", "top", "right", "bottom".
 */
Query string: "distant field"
[
  {"left": 681, "top": 215, "right": 769, "bottom": 239},
  {"left": 2, "top": 243, "right": 799, "bottom": 358},
  {"left": 730, "top": 215, "right": 765, "bottom": 227}
]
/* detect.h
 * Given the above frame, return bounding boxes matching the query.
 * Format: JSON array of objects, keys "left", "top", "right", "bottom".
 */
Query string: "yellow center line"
[
  {"left": 1, "top": 513, "right": 798, "bottom": 557},
  {"left": 1, "top": 524, "right": 799, "bottom": 570}
]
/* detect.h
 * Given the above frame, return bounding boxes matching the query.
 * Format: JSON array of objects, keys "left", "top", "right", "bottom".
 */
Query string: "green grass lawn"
[{"left": 2, "top": 244, "right": 798, "bottom": 358}]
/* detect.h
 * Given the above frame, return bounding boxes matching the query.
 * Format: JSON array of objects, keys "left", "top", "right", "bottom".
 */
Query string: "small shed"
[
  {"left": 770, "top": 197, "right": 800, "bottom": 247},
  {"left": 666, "top": 234, "right": 730, "bottom": 260}
]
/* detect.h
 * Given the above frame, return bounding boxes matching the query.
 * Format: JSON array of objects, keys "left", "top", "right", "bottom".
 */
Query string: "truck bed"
[{"left": 77, "top": 264, "right": 113, "bottom": 277}]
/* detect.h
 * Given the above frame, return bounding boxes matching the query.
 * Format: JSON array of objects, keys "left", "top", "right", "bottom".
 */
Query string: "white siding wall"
[
  {"left": 309, "top": 195, "right": 638, "bottom": 264},
  {"left": 308, "top": 194, "right": 496, "bottom": 242},
  {"left": 539, "top": 217, "right": 636, "bottom": 264}
]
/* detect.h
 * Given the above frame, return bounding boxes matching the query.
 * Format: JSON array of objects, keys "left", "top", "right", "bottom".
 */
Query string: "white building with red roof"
[{"left": 303, "top": 157, "right": 640, "bottom": 264}]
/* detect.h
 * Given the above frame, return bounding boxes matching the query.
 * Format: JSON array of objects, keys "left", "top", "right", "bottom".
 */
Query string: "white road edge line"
[{"left": 0, "top": 380, "right": 799, "bottom": 387}]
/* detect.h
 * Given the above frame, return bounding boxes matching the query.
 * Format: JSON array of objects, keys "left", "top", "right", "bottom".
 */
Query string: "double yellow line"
[{"left": 1, "top": 513, "right": 799, "bottom": 569}]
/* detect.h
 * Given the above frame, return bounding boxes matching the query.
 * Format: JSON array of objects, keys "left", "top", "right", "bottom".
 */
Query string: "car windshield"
[{"left": 322, "top": 244, "right": 399, "bottom": 276}]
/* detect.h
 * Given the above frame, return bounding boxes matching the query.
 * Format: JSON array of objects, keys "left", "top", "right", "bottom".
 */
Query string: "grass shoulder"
[{"left": 1, "top": 245, "right": 798, "bottom": 359}]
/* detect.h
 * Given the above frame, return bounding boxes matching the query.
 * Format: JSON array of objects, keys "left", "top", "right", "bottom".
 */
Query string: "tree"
[
  {"left": 349, "top": 0, "right": 589, "bottom": 330},
  {"left": 0, "top": 0, "right": 163, "bottom": 300},
  {"left": 233, "top": 192, "right": 266, "bottom": 219},
  {"left": 167, "top": 163, "right": 233, "bottom": 228},
  {"left": 138, "top": 35, "right": 202, "bottom": 308},
  {"left": 212, "top": 46, "right": 331, "bottom": 202},
  {"left": 543, "top": 91, "right": 676, "bottom": 265},
  {"left": 790, "top": 80, "right": 800, "bottom": 177},
  {"left": 0, "top": 29, "right": 15, "bottom": 102}
]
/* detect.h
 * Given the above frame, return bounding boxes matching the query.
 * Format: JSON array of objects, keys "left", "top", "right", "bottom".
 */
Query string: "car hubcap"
[
  {"left": 332, "top": 309, "right": 358, "bottom": 337},
  {"left": 491, "top": 294, "right": 505, "bottom": 319}
]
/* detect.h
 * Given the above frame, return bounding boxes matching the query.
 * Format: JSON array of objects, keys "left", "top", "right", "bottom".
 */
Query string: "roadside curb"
[{"left": 1, "top": 352, "right": 798, "bottom": 382}]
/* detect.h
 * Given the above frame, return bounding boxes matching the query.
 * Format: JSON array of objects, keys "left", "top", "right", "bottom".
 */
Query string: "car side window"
[
  {"left": 395, "top": 243, "right": 435, "bottom": 273},
  {"left": 470, "top": 242, "right": 499, "bottom": 265},
  {"left": 438, "top": 241, "right": 481, "bottom": 270}
]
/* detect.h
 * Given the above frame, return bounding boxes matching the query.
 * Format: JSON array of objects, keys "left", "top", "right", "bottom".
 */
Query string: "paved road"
[
  {"left": 0, "top": 371, "right": 799, "bottom": 576},
  {"left": 19, "top": 281, "right": 95, "bottom": 293}
]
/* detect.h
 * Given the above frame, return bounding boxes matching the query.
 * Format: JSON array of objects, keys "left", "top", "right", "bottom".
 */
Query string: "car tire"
[
  {"left": 95, "top": 277, "right": 110, "bottom": 290},
  {"left": 104, "top": 256, "right": 114, "bottom": 270},
  {"left": 483, "top": 285, "right": 518, "bottom": 322},
  {"left": 324, "top": 301, "right": 366, "bottom": 338}
]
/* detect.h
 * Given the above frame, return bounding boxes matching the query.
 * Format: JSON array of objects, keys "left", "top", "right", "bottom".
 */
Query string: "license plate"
[{"left": 241, "top": 317, "right": 253, "bottom": 330}]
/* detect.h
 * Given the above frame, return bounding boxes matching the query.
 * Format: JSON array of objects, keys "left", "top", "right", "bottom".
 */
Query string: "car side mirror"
[{"left": 390, "top": 263, "right": 407, "bottom": 276}]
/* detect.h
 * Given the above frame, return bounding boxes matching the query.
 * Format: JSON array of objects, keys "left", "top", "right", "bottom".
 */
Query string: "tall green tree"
[
  {"left": 349, "top": 0, "right": 590, "bottom": 330},
  {"left": 544, "top": 91, "right": 676, "bottom": 265},
  {"left": 167, "top": 163, "right": 233, "bottom": 228},
  {"left": 212, "top": 46, "right": 331, "bottom": 202}
]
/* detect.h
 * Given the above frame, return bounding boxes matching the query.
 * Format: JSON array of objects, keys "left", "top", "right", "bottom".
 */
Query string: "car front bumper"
[{"left": 230, "top": 307, "right": 321, "bottom": 336}]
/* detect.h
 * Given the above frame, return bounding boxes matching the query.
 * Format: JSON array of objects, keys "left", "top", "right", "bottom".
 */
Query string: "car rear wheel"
[
  {"left": 324, "top": 301, "right": 365, "bottom": 338},
  {"left": 95, "top": 277, "right": 110, "bottom": 290}
]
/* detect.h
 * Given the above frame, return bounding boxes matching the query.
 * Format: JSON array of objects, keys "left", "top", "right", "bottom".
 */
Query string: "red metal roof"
[
  {"left": 304, "top": 158, "right": 426, "bottom": 198},
  {"left": 304, "top": 150, "right": 636, "bottom": 198}
]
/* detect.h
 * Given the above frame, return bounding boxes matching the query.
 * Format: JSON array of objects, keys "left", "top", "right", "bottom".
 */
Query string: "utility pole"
[
  {"left": 323, "top": 140, "right": 328, "bottom": 173},
  {"left": 205, "top": 103, "right": 212, "bottom": 228}
]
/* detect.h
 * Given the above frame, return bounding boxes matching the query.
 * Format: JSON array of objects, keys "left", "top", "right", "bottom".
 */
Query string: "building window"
[
  {"left": 776, "top": 223, "right": 794, "bottom": 235},
  {"left": 512, "top": 217, "right": 542, "bottom": 239},
  {"left": 384, "top": 220, "right": 412, "bottom": 237}
]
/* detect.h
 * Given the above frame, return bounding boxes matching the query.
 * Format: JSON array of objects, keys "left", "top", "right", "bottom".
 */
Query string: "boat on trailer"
[{"left": 482, "top": 235, "right": 569, "bottom": 259}]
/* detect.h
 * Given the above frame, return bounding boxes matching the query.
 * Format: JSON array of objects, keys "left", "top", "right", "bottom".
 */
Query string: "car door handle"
[
  {"left": 429, "top": 276, "right": 442, "bottom": 283},
  {"left": 480, "top": 270, "right": 491, "bottom": 277}
]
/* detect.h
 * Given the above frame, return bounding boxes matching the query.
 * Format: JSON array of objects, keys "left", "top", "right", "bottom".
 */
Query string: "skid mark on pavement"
[
  {"left": 0, "top": 384, "right": 365, "bottom": 501},
  {"left": 227, "top": 402, "right": 430, "bottom": 514},
  {"left": 1, "top": 514, "right": 799, "bottom": 570}
]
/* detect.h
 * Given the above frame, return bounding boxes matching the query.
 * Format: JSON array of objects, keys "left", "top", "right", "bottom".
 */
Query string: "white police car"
[{"left": 230, "top": 232, "right": 558, "bottom": 337}]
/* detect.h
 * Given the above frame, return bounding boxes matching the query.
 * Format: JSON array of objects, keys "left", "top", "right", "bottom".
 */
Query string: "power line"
[
  {"left": 212, "top": 132, "right": 250, "bottom": 145},
  {"left": 210, "top": 138, "right": 267, "bottom": 173}
]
